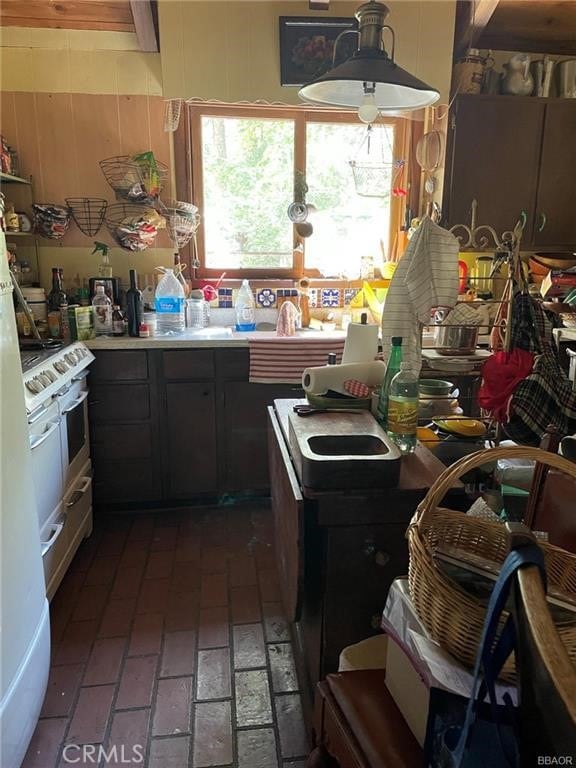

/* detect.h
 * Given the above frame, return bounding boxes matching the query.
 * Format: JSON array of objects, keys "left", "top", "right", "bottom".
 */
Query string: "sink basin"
[
  {"left": 308, "top": 434, "right": 390, "bottom": 457},
  {"left": 288, "top": 409, "right": 401, "bottom": 490},
  {"left": 186, "top": 326, "right": 233, "bottom": 339}
]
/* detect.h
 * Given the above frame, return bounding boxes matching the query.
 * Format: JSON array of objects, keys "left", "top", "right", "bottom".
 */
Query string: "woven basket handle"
[{"left": 413, "top": 446, "right": 576, "bottom": 530}]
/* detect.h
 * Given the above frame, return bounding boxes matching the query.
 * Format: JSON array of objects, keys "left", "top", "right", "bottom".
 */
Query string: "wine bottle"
[
  {"left": 48, "top": 267, "right": 67, "bottom": 311},
  {"left": 126, "top": 269, "right": 143, "bottom": 337}
]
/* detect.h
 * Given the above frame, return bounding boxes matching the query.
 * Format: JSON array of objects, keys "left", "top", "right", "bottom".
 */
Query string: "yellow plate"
[
  {"left": 432, "top": 417, "right": 487, "bottom": 438},
  {"left": 417, "top": 426, "right": 440, "bottom": 443}
]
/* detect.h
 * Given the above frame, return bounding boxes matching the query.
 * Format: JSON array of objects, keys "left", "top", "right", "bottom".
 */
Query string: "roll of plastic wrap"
[
  {"left": 302, "top": 360, "right": 386, "bottom": 395},
  {"left": 342, "top": 321, "right": 379, "bottom": 364}
]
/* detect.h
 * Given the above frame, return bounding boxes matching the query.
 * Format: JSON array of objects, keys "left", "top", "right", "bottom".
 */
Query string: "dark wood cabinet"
[
  {"left": 89, "top": 347, "right": 304, "bottom": 507},
  {"left": 533, "top": 101, "right": 576, "bottom": 247},
  {"left": 268, "top": 399, "right": 467, "bottom": 694},
  {"left": 443, "top": 95, "right": 576, "bottom": 250},
  {"left": 164, "top": 382, "right": 217, "bottom": 497}
]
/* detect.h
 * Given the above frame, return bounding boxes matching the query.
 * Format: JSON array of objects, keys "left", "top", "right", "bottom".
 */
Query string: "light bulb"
[{"left": 358, "top": 92, "right": 379, "bottom": 124}]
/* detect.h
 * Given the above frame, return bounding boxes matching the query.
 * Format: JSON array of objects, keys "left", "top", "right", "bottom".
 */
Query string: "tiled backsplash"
[{"left": 212, "top": 283, "right": 365, "bottom": 311}]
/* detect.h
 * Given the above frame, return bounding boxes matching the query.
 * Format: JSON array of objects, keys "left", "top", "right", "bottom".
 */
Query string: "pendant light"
[{"left": 298, "top": 1, "right": 440, "bottom": 115}]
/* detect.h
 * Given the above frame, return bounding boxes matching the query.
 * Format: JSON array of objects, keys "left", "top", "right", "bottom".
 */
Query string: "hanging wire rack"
[
  {"left": 104, "top": 203, "right": 165, "bottom": 252},
  {"left": 65, "top": 198, "right": 107, "bottom": 237},
  {"left": 163, "top": 99, "right": 183, "bottom": 132},
  {"left": 99, "top": 155, "right": 169, "bottom": 205},
  {"left": 348, "top": 124, "right": 395, "bottom": 198},
  {"left": 155, "top": 198, "right": 201, "bottom": 250}
]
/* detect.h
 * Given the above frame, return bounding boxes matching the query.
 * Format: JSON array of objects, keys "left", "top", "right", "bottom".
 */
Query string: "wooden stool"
[{"left": 308, "top": 670, "right": 421, "bottom": 768}]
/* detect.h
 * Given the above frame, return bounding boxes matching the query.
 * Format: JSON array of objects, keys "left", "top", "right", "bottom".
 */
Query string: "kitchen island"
[{"left": 268, "top": 398, "right": 466, "bottom": 698}]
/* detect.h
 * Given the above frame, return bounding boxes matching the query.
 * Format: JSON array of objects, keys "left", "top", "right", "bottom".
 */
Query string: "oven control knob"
[
  {"left": 54, "top": 360, "right": 69, "bottom": 373},
  {"left": 46, "top": 370, "right": 57, "bottom": 383},
  {"left": 64, "top": 353, "right": 77, "bottom": 366},
  {"left": 27, "top": 377, "right": 44, "bottom": 393},
  {"left": 38, "top": 371, "right": 52, "bottom": 387}
]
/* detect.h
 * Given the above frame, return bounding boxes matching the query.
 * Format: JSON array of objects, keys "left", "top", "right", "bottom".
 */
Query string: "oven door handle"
[
  {"left": 72, "top": 369, "right": 89, "bottom": 382},
  {"left": 41, "top": 522, "right": 64, "bottom": 556},
  {"left": 27, "top": 403, "right": 48, "bottom": 425},
  {"left": 29, "top": 420, "right": 61, "bottom": 451},
  {"left": 66, "top": 476, "right": 92, "bottom": 508},
  {"left": 61, "top": 390, "right": 89, "bottom": 414}
]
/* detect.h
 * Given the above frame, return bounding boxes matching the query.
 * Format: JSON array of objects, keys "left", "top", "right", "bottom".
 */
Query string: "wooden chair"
[{"left": 512, "top": 531, "right": 576, "bottom": 762}]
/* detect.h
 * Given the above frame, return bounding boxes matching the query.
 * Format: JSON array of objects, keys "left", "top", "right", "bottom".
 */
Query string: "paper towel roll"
[
  {"left": 302, "top": 360, "right": 386, "bottom": 396},
  {"left": 342, "top": 321, "right": 379, "bottom": 364}
]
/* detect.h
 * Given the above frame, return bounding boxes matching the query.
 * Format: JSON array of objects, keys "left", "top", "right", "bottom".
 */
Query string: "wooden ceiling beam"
[
  {"left": 129, "top": 0, "right": 158, "bottom": 52},
  {"left": 454, "top": 0, "right": 500, "bottom": 58},
  {"left": 0, "top": 0, "right": 134, "bottom": 32}
]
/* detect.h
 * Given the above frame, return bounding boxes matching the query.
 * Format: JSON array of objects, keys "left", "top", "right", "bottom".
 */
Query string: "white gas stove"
[{"left": 20, "top": 341, "right": 94, "bottom": 416}]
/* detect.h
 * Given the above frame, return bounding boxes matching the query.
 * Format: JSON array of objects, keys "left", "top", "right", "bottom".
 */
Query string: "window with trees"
[{"left": 186, "top": 105, "right": 409, "bottom": 279}]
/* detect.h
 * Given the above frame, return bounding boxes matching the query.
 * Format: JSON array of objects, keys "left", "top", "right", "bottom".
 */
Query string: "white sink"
[{"left": 186, "top": 326, "right": 234, "bottom": 339}]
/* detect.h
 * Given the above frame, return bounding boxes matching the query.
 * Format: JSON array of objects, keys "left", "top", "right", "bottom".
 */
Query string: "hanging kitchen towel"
[
  {"left": 248, "top": 336, "right": 345, "bottom": 384},
  {"left": 381, "top": 218, "right": 459, "bottom": 375}
]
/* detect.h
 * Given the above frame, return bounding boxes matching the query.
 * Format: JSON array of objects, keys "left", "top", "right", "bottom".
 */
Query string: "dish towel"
[
  {"left": 248, "top": 336, "right": 345, "bottom": 384},
  {"left": 381, "top": 217, "right": 459, "bottom": 375}
]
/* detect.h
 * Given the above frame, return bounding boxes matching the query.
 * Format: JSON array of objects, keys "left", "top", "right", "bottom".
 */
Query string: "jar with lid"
[{"left": 185, "top": 289, "right": 210, "bottom": 329}]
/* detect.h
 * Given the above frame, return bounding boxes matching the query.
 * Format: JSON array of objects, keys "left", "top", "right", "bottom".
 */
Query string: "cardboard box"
[
  {"left": 68, "top": 305, "right": 95, "bottom": 341},
  {"left": 385, "top": 636, "right": 429, "bottom": 746}
]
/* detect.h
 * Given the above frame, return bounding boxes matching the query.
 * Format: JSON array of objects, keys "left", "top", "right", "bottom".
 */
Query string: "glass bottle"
[
  {"left": 376, "top": 336, "right": 403, "bottom": 428},
  {"left": 92, "top": 283, "right": 113, "bottom": 336},
  {"left": 112, "top": 305, "right": 125, "bottom": 337},
  {"left": 48, "top": 267, "right": 67, "bottom": 312},
  {"left": 126, "top": 269, "right": 143, "bottom": 337},
  {"left": 387, "top": 362, "right": 419, "bottom": 454}
]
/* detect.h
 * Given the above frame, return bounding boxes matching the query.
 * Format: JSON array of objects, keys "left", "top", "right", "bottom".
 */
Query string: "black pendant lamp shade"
[{"left": 298, "top": 1, "right": 440, "bottom": 112}]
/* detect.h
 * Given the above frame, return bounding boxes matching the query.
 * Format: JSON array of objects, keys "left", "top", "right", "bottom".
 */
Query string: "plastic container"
[
  {"left": 92, "top": 282, "right": 113, "bottom": 336},
  {"left": 387, "top": 362, "right": 419, "bottom": 454},
  {"left": 185, "top": 289, "right": 210, "bottom": 329},
  {"left": 21, "top": 287, "right": 47, "bottom": 321},
  {"left": 235, "top": 279, "right": 256, "bottom": 331},
  {"left": 155, "top": 268, "right": 185, "bottom": 335}
]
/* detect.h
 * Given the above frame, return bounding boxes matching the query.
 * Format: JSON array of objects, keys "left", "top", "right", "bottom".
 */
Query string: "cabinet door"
[
  {"left": 268, "top": 408, "right": 304, "bottom": 623},
  {"left": 445, "top": 96, "right": 544, "bottom": 241},
  {"left": 164, "top": 382, "right": 217, "bottom": 497},
  {"left": 533, "top": 102, "right": 576, "bottom": 247},
  {"left": 322, "top": 524, "right": 409, "bottom": 675},
  {"left": 222, "top": 382, "right": 303, "bottom": 491}
]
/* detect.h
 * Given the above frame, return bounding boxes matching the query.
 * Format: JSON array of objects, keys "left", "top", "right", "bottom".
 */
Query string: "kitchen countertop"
[{"left": 85, "top": 327, "right": 347, "bottom": 349}]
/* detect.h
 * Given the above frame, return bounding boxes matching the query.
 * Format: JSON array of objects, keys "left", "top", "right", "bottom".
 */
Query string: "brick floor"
[{"left": 22, "top": 506, "right": 310, "bottom": 767}]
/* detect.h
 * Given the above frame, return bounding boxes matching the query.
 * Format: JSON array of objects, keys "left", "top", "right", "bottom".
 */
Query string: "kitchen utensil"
[
  {"left": 418, "top": 379, "right": 454, "bottom": 397},
  {"left": 295, "top": 221, "right": 313, "bottom": 238},
  {"left": 458, "top": 260, "right": 468, "bottom": 293},
  {"left": 532, "top": 252, "right": 576, "bottom": 270},
  {"left": 293, "top": 404, "right": 366, "bottom": 417},
  {"left": 502, "top": 53, "right": 534, "bottom": 96},
  {"left": 435, "top": 325, "right": 479, "bottom": 356},
  {"left": 558, "top": 59, "right": 576, "bottom": 98},
  {"left": 287, "top": 201, "right": 309, "bottom": 223},
  {"left": 415, "top": 129, "right": 444, "bottom": 195},
  {"left": 432, "top": 417, "right": 487, "bottom": 438}
]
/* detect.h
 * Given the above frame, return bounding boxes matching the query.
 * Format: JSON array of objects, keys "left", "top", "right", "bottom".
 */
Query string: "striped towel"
[{"left": 248, "top": 336, "right": 345, "bottom": 384}]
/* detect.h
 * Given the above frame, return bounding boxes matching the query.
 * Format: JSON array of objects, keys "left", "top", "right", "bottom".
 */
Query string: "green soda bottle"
[
  {"left": 387, "top": 362, "right": 419, "bottom": 454},
  {"left": 376, "top": 336, "right": 403, "bottom": 428}
]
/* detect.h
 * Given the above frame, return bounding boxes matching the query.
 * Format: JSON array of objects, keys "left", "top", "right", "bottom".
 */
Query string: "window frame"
[{"left": 175, "top": 102, "right": 413, "bottom": 280}]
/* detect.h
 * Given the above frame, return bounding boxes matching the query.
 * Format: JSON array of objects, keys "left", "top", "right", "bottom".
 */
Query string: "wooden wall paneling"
[
  {"left": 1, "top": 0, "right": 135, "bottom": 32},
  {"left": 1, "top": 92, "right": 29, "bottom": 212},
  {"left": 147, "top": 96, "right": 173, "bottom": 199},
  {"left": 11, "top": 92, "right": 42, "bottom": 202},
  {"left": 118, "top": 95, "right": 152, "bottom": 157},
  {"left": 34, "top": 94, "right": 77, "bottom": 204}
]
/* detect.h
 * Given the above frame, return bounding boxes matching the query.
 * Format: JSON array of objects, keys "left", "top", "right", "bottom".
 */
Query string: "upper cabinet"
[{"left": 443, "top": 95, "right": 576, "bottom": 251}]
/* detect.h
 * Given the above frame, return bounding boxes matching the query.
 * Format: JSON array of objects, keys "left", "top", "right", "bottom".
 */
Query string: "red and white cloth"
[{"left": 248, "top": 336, "right": 345, "bottom": 384}]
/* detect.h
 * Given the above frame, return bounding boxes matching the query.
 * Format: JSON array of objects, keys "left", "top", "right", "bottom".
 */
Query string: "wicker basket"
[{"left": 407, "top": 445, "right": 576, "bottom": 681}]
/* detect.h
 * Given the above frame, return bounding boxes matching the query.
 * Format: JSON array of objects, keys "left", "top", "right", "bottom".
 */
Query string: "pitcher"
[{"left": 502, "top": 53, "right": 534, "bottom": 96}]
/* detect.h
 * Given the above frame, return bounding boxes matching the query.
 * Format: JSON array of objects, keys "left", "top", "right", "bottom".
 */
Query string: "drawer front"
[
  {"left": 41, "top": 506, "right": 69, "bottom": 600},
  {"left": 215, "top": 348, "right": 249, "bottom": 379},
  {"left": 162, "top": 350, "right": 214, "bottom": 380},
  {"left": 322, "top": 524, "right": 409, "bottom": 675},
  {"left": 89, "top": 384, "right": 151, "bottom": 422},
  {"left": 91, "top": 423, "right": 153, "bottom": 460},
  {"left": 90, "top": 351, "right": 148, "bottom": 381}
]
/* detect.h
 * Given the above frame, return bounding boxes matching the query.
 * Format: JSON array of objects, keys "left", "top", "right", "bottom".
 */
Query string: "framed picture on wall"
[{"left": 279, "top": 16, "right": 358, "bottom": 87}]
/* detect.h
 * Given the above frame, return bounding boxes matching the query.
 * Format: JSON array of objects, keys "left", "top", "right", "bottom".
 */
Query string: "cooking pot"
[{"left": 435, "top": 325, "right": 479, "bottom": 356}]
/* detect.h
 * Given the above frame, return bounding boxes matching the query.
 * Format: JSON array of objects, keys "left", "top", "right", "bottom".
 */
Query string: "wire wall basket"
[
  {"left": 163, "top": 99, "right": 183, "bottom": 132},
  {"left": 104, "top": 203, "right": 166, "bottom": 252},
  {"left": 99, "top": 154, "right": 169, "bottom": 205},
  {"left": 157, "top": 198, "right": 200, "bottom": 250},
  {"left": 65, "top": 197, "right": 107, "bottom": 236},
  {"left": 348, "top": 124, "right": 395, "bottom": 198}
]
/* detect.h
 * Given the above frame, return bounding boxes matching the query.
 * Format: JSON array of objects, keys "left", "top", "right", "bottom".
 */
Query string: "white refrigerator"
[{"left": 0, "top": 229, "right": 50, "bottom": 766}]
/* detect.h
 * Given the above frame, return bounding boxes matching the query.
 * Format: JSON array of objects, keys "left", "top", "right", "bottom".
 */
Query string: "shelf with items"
[{"left": 1, "top": 172, "right": 39, "bottom": 286}]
